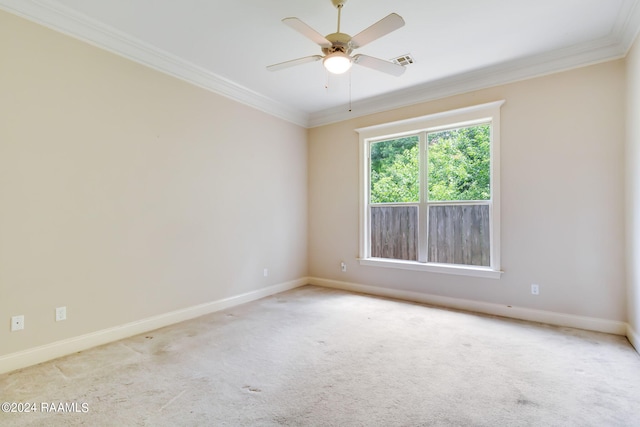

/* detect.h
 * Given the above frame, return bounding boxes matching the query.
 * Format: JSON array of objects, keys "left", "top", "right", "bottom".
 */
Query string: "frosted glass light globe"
[{"left": 323, "top": 52, "right": 353, "bottom": 74}]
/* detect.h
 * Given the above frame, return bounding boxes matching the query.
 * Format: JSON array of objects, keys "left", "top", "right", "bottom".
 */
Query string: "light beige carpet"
[{"left": 1, "top": 285, "right": 639, "bottom": 426}]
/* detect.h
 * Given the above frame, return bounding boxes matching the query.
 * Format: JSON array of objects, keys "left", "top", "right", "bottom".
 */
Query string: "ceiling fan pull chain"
[{"left": 348, "top": 69, "right": 352, "bottom": 112}]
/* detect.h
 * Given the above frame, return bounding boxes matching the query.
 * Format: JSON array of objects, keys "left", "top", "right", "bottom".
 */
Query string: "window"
[{"left": 357, "top": 101, "right": 504, "bottom": 278}]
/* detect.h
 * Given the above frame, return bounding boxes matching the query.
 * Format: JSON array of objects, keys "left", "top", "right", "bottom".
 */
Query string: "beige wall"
[
  {"left": 309, "top": 60, "right": 626, "bottom": 322},
  {"left": 627, "top": 33, "right": 640, "bottom": 342},
  {"left": 0, "top": 10, "right": 308, "bottom": 356}
]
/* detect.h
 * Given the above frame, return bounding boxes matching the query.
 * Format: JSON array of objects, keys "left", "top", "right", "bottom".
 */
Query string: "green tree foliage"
[
  {"left": 369, "top": 125, "right": 490, "bottom": 204},
  {"left": 428, "top": 124, "right": 490, "bottom": 201},
  {"left": 370, "top": 137, "right": 419, "bottom": 203}
]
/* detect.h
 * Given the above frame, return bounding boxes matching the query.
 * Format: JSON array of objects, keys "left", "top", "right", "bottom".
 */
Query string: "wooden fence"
[
  {"left": 370, "top": 206, "right": 418, "bottom": 261},
  {"left": 427, "top": 204, "right": 490, "bottom": 266},
  {"left": 370, "top": 204, "right": 490, "bottom": 266}
]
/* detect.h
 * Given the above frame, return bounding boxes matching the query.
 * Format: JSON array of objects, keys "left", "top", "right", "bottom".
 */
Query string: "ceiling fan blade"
[
  {"left": 282, "top": 17, "right": 332, "bottom": 48},
  {"left": 353, "top": 54, "right": 405, "bottom": 76},
  {"left": 267, "top": 55, "right": 323, "bottom": 71},
  {"left": 350, "top": 13, "right": 405, "bottom": 49}
]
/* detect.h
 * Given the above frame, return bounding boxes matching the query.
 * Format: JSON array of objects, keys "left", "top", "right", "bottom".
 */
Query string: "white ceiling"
[{"left": 2, "top": 0, "right": 640, "bottom": 127}]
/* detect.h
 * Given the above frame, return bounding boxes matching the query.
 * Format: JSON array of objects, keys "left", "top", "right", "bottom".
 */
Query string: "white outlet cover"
[
  {"left": 56, "top": 306, "right": 67, "bottom": 321},
  {"left": 11, "top": 315, "right": 24, "bottom": 331}
]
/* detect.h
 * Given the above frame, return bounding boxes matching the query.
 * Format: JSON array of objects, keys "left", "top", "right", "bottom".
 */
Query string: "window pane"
[
  {"left": 370, "top": 206, "right": 418, "bottom": 261},
  {"left": 427, "top": 204, "right": 490, "bottom": 266},
  {"left": 427, "top": 124, "right": 490, "bottom": 201},
  {"left": 370, "top": 136, "right": 419, "bottom": 203}
]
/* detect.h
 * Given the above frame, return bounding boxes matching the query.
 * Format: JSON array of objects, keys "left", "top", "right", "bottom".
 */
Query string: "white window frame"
[{"left": 356, "top": 101, "right": 504, "bottom": 279}]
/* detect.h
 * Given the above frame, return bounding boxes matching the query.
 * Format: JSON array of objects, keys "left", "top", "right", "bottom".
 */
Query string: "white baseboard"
[
  {"left": 309, "top": 277, "right": 628, "bottom": 336},
  {"left": 3, "top": 277, "right": 634, "bottom": 374},
  {"left": 627, "top": 324, "right": 639, "bottom": 352},
  {"left": 0, "top": 278, "right": 308, "bottom": 375}
]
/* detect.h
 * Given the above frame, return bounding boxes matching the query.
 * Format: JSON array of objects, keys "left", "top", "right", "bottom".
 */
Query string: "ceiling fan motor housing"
[{"left": 323, "top": 32, "right": 353, "bottom": 55}]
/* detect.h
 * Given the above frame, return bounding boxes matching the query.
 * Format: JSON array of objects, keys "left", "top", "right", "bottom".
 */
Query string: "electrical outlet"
[
  {"left": 56, "top": 306, "right": 67, "bottom": 322},
  {"left": 11, "top": 315, "right": 24, "bottom": 331},
  {"left": 263, "top": 268, "right": 268, "bottom": 277},
  {"left": 531, "top": 284, "right": 540, "bottom": 295},
  {"left": 340, "top": 262, "right": 347, "bottom": 272}
]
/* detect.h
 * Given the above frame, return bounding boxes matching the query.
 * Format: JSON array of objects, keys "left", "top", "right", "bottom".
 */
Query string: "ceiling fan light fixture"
[{"left": 323, "top": 52, "right": 353, "bottom": 74}]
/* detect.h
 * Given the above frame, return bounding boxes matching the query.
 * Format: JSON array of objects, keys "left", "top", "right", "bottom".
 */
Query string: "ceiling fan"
[{"left": 267, "top": 0, "right": 406, "bottom": 76}]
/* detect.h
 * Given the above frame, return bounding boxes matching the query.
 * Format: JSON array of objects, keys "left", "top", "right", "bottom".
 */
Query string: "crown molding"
[
  {"left": 308, "top": 34, "right": 633, "bottom": 127},
  {"left": 618, "top": 0, "right": 640, "bottom": 50},
  {"left": 0, "top": 0, "right": 310, "bottom": 128},
  {"left": 308, "top": 0, "right": 640, "bottom": 127}
]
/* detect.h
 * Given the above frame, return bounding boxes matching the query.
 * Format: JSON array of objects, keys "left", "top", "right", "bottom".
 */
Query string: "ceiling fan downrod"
[{"left": 332, "top": 0, "right": 346, "bottom": 33}]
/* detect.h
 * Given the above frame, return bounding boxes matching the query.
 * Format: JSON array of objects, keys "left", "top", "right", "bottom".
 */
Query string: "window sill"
[{"left": 358, "top": 258, "right": 503, "bottom": 279}]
